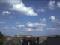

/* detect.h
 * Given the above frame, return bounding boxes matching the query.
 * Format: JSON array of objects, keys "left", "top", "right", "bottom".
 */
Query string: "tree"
[
  {"left": 0, "top": 32, "right": 4, "bottom": 45},
  {"left": 0, "top": 32, "right": 4, "bottom": 37}
]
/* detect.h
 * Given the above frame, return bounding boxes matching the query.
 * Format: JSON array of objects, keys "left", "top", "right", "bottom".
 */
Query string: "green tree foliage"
[{"left": 0, "top": 32, "right": 4, "bottom": 45}]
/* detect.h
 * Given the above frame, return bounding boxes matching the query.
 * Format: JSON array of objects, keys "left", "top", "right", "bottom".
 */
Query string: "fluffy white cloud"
[
  {"left": 49, "top": 16, "right": 56, "bottom": 21},
  {"left": 0, "top": 0, "right": 20, "bottom": 4},
  {"left": 48, "top": 1, "right": 60, "bottom": 10},
  {"left": 2, "top": 11, "right": 11, "bottom": 15},
  {"left": 26, "top": 20, "right": 47, "bottom": 31},
  {"left": 57, "top": 2, "right": 60, "bottom": 8},
  {"left": 27, "top": 22, "right": 34, "bottom": 27},
  {"left": 16, "top": 22, "right": 25, "bottom": 28},
  {"left": 51, "top": 16, "right": 55, "bottom": 20},
  {"left": 25, "top": 28, "right": 32, "bottom": 31},
  {"left": 48, "top": 18, "right": 60, "bottom": 31},
  {"left": 1, "top": 0, "right": 37, "bottom": 16},
  {"left": 48, "top": 1, "right": 55, "bottom": 10},
  {"left": 16, "top": 24, "right": 25, "bottom": 28},
  {"left": 54, "top": 19, "right": 60, "bottom": 28},
  {"left": 12, "top": 3, "right": 37, "bottom": 16},
  {"left": 27, "top": 22, "right": 42, "bottom": 27},
  {"left": 15, "top": 18, "right": 47, "bottom": 31}
]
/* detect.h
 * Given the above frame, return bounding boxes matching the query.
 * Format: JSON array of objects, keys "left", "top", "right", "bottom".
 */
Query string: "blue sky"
[{"left": 0, "top": 0, "right": 60, "bottom": 36}]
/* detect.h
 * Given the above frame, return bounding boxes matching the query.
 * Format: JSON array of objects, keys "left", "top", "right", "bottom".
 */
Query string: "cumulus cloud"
[
  {"left": 26, "top": 20, "right": 47, "bottom": 31},
  {"left": 57, "top": 2, "right": 60, "bottom": 8},
  {"left": 1, "top": 0, "right": 38, "bottom": 16},
  {"left": 16, "top": 22, "right": 25, "bottom": 28},
  {"left": 48, "top": 1, "right": 60, "bottom": 10},
  {"left": 48, "top": 0, "right": 55, "bottom": 10},
  {"left": 27, "top": 22, "right": 34, "bottom": 27},
  {"left": 48, "top": 18, "right": 60, "bottom": 31},
  {"left": 12, "top": 3, "right": 37, "bottom": 16},
  {"left": 49, "top": 16, "right": 56, "bottom": 21},
  {"left": 15, "top": 18, "right": 47, "bottom": 31},
  {"left": 2, "top": 11, "right": 11, "bottom": 15},
  {"left": 27, "top": 22, "right": 46, "bottom": 28},
  {"left": 16, "top": 24, "right": 25, "bottom": 28},
  {"left": 54, "top": 19, "right": 60, "bottom": 28},
  {"left": 0, "top": 0, "right": 20, "bottom": 4},
  {"left": 25, "top": 28, "right": 32, "bottom": 31}
]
